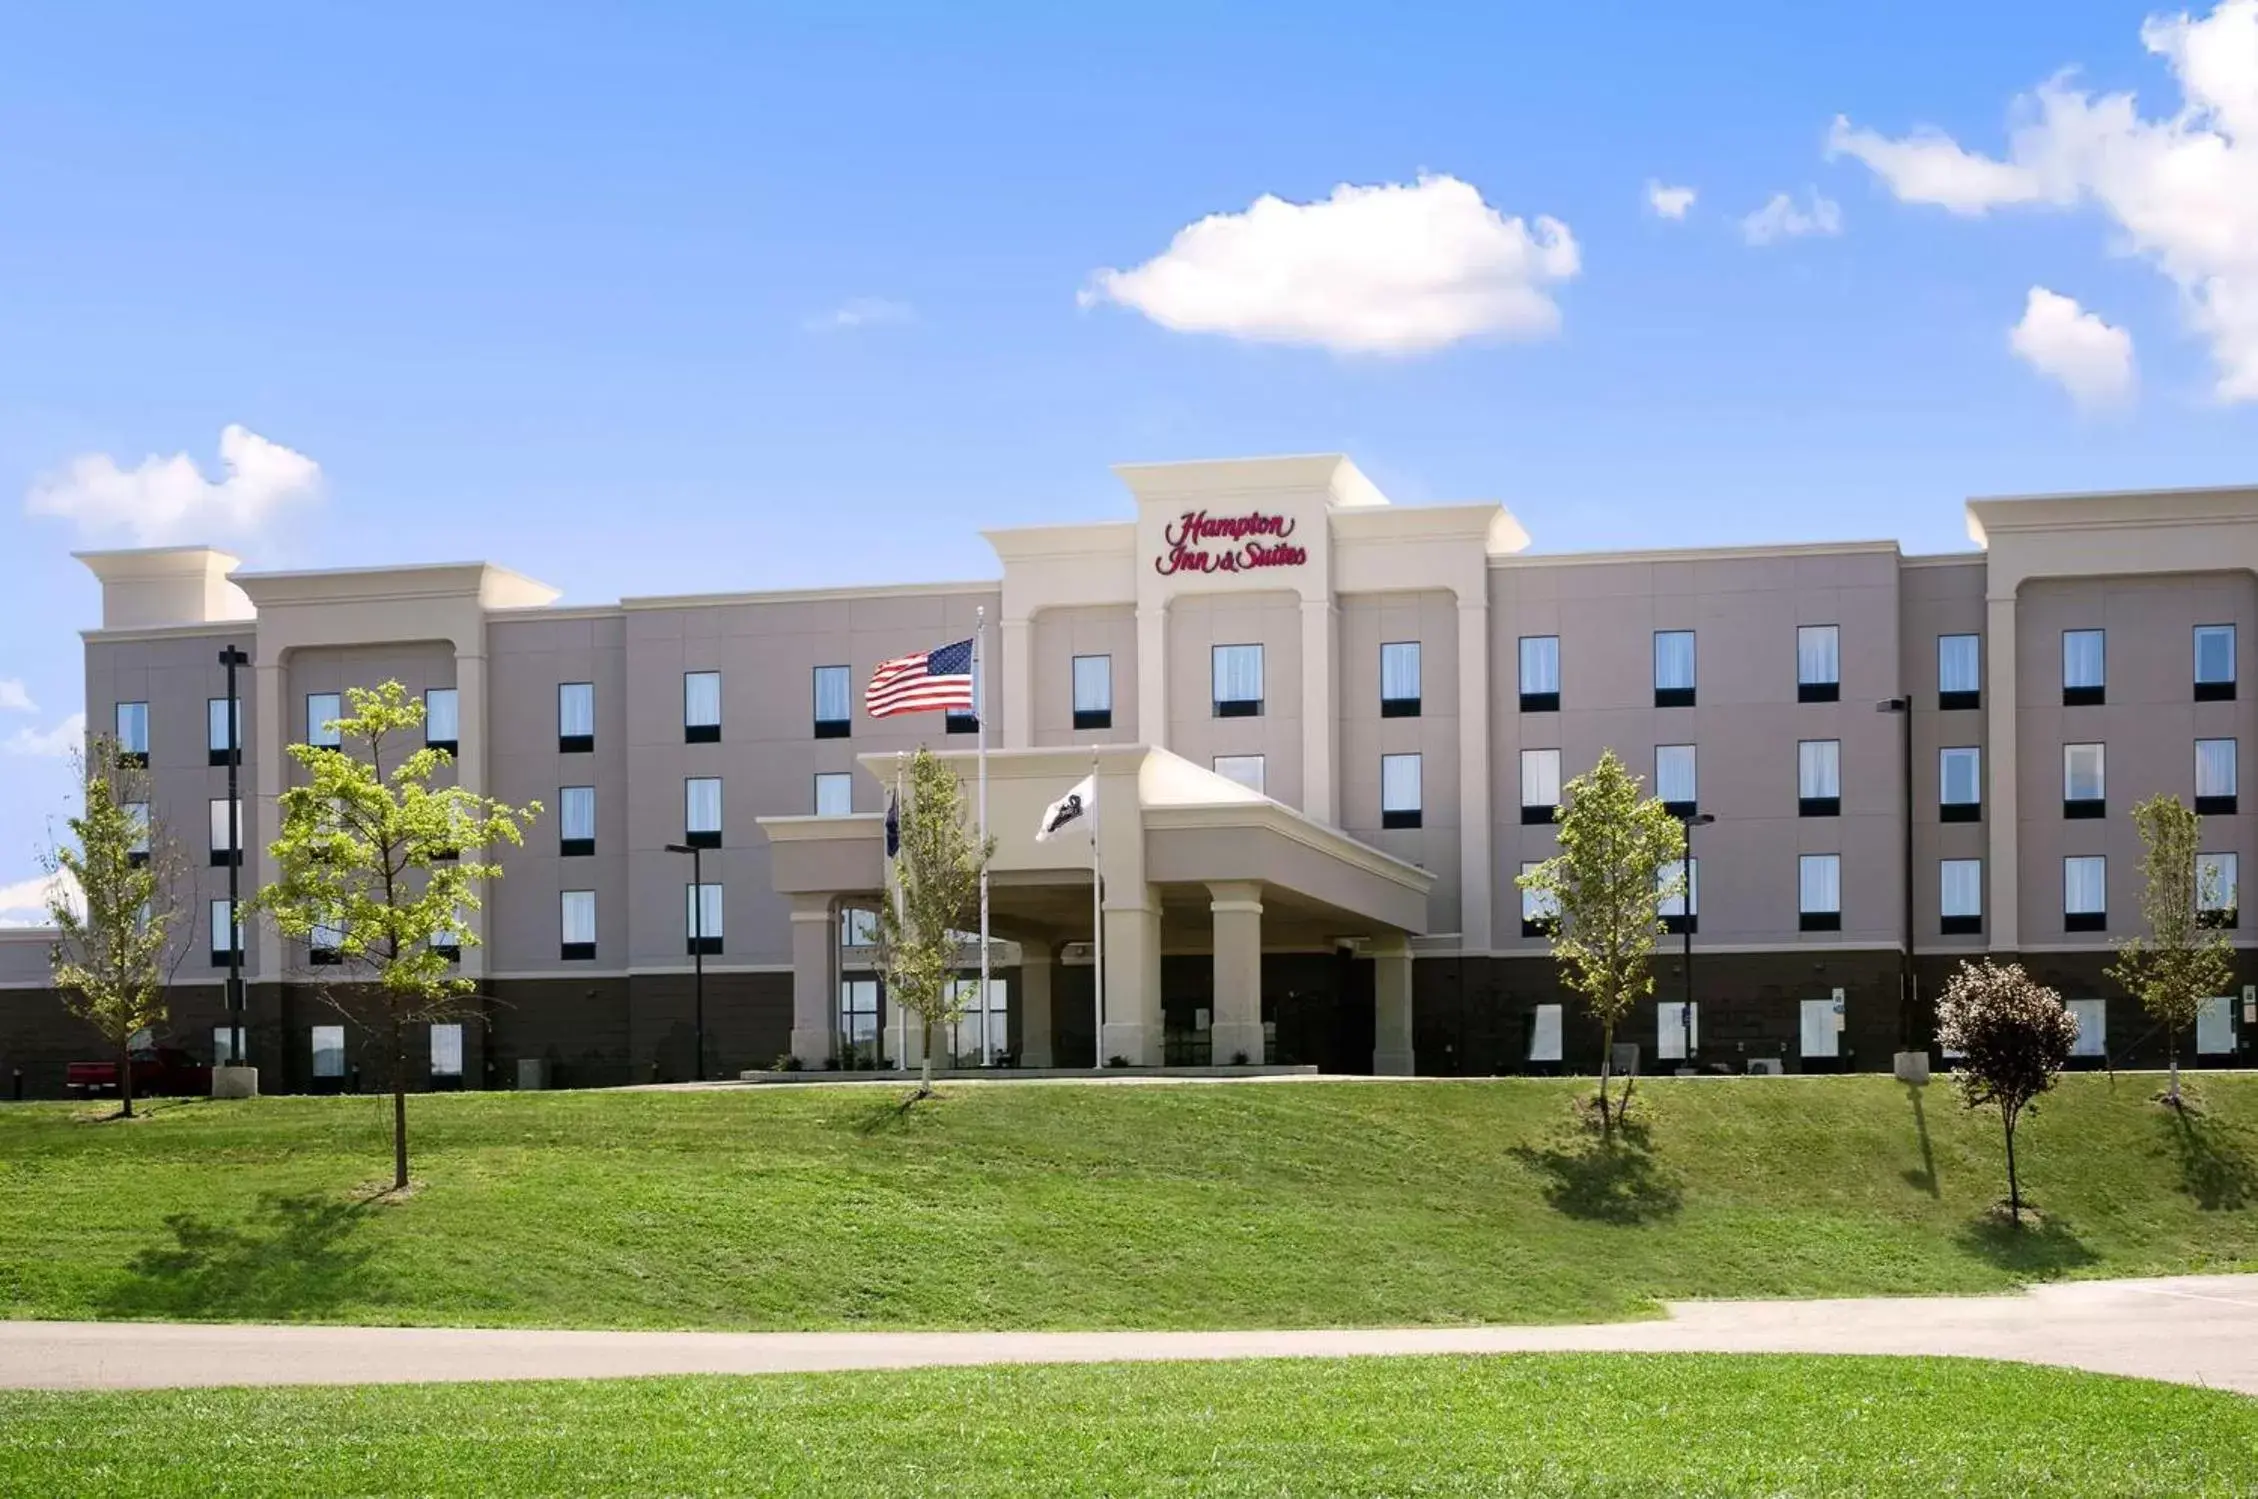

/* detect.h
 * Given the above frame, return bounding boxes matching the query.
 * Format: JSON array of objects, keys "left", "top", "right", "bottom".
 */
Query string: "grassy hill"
[{"left": 1, "top": 1074, "right": 2254, "bottom": 1331}]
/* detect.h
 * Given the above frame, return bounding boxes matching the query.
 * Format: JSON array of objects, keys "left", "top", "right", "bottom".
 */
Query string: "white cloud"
[
  {"left": 1740, "top": 190, "right": 1844, "bottom": 245},
  {"left": 4, "top": 712, "right": 84, "bottom": 760},
  {"left": 1830, "top": 0, "right": 2258, "bottom": 399},
  {"left": 2010, "top": 287, "right": 2138, "bottom": 408},
  {"left": 1646, "top": 181, "right": 1697, "bottom": 219},
  {"left": 0, "top": 680, "right": 33, "bottom": 714},
  {"left": 1081, "top": 174, "right": 1581, "bottom": 355},
  {"left": 809, "top": 297, "right": 916, "bottom": 331},
  {"left": 0, "top": 868, "right": 78, "bottom": 927},
  {"left": 25, "top": 424, "right": 322, "bottom": 545}
]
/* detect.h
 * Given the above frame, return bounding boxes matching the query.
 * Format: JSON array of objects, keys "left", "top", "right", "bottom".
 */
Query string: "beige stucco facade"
[{"left": 9, "top": 459, "right": 2254, "bottom": 1088}]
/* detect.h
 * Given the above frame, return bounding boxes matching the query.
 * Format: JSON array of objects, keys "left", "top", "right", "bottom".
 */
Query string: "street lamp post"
[
  {"left": 1677, "top": 811, "right": 1715, "bottom": 1071},
  {"left": 1876, "top": 697, "right": 1923, "bottom": 1082},
  {"left": 666, "top": 842, "right": 707, "bottom": 1082},
  {"left": 218, "top": 646, "right": 250, "bottom": 1071}
]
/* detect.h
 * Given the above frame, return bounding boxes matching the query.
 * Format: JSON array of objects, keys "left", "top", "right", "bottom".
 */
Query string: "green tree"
[
  {"left": 1936, "top": 959, "right": 2080, "bottom": 1225},
  {"left": 2109, "top": 793, "right": 2234, "bottom": 1108},
  {"left": 874, "top": 748, "right": 991, "bottom": 1096},
  {"left": 45, "top": 737, "right": 187, "bottom": 1119},
  {"left": 255, "top": 682, "right": 539, "bottom": 1189},
  {"left": 1516, "top": 749, "right": 1686, "bottom": 1133}
]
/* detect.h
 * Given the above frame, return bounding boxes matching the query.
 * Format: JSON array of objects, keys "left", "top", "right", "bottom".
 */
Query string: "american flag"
[{"left": 865, "top": 637, "right": 976, "bottom": 718}]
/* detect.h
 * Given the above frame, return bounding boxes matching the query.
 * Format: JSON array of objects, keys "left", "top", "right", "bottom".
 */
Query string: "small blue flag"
[{"left": 884, "top": 789, "right": 900, "bottom": 859}]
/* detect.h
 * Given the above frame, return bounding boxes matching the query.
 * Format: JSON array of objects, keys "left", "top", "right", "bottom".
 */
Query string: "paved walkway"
[{"left": 6, "top": 1275, "right": 2256, "bottom": 1394}]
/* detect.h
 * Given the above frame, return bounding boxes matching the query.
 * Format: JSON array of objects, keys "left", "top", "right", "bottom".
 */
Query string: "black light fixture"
[
  {"left": 1677, "top": 811, "right": 1715, "bottom": 1069},
  {"left": 665, "top": 842, "right": 707, "bottom": 1081},
  {"left": 218, "top": 645, "right": 251, "bottom": 1068}
]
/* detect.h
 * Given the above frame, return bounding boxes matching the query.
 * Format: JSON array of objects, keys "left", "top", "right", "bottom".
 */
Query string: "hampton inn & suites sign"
[{"left": 1153, "top": 510, "right": 1310, "bottom": 577}]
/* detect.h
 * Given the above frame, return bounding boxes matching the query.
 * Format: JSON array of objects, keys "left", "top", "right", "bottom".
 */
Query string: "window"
[
  {"left": 1527, "top": 1003, "right": 1563, "bottom": 1063},
  {"left": 2064, "top": 743, "right": 2106, "bottom": 818},
  {"left": 310, "top": 915, "right": 347, "bottom": 965},
  {"left": 1519, "top": 636, "right": 1560, "bottom": 713},
  {"left": 429, "top": 920, "right": 462, "bottom": 963},
  {"left": 1212, "top": 755, "right": 1265, "bottom": 794},
  {"left": 813, "top": 665, "right": 852, "bottom": 738},
  {"left": 1380, "top": 642, "right": 1422, "bottom": 717},
  {"left": 1381, "top": 753, "right": 1422, "bottom": 829},
  {"left": 209, "top": 899, "right": 240, "bottom": 965},
  {"left": 1940, "top": 747, "right": 1982, "bottom": 821},
  {"left": 683, "top": 671, "right": 721, "bottom": 742},
  {"left": 1212, "top": 644, "right": 1263, "bottom": 717},
  {"left": 1520, "top": 748, "right": 1561, "bottom": 824},
  {"left": 2199, "top": 852, "right": 2239, "bottom": 930},
  {"left": 686, "top": 883, "right": 724, "bottom": 955},
  {"left": 685, "top": 777, "right": 723, "bottom": 847},
  {"left": 208, "top": 798, "right": 242, "bottom": 867},
  {"left": 311, "top": 1025, "right": 346, "bottom": 1079},
  {"left": 1797, "top": 625, "right": 1840, "bottom": 702},
  {"left": 841, "top": 907, "right": 879, "bottom": 948},
  {"left": 125, "top": 802, "right": 151, "bottom": 866},
  {"left": 561, "top": 890, "right": 596, "bottom": 960},
  {"left": 557, "top": 682, "right": 594, "bottom": 753},
  {"left": 2068, "top": 999, "right": 2108, "bottom": 1059},
  {"left": 1797, "top": 740, "right": 1841, "bottom": 817},
  {"left": 1657, "top": 1001, "right": 1698, "bottom": 1061},
  {"left": 115, "top": 701, "right": 149, "bottom": 764},
  {"left": 307, "top": 692, "right": 342, "bottom": 748},
  {"left": 2196, "top": 739, "right": 2238, "bottom": 815},
  {"left": 2063, "top": 629, "right": 2106, "bottom": 705},
  {"left": 1659, "top": 859, "right": 1697, "bottom": 935},
  {"left": 431, "top": 1024, "right": 464, "bottom": 1079},
  {"left": 1520, "top": 860, "right": 1559, "bottom": 939},
  {"left": 1654, "top": 631, "right": 1696, "bottom": 707},
  {"left": 213, "top": 1027, "right": 238, "bottom": 1067},
  {"left": 1941, "top": 859, "right": 1983, "bottom": 935},
  {"left": 814, "top": 772, "right": 853, "bottom": 817},
  {"left": 1799, "top": 854, "right": 1842, "bottom": 931},
  {"left": 2198, "top": 995, "right": 2237, "bottom": 1055},
  {"left": 2064, "top": 856, "right": 2107, "bottom": 932},
  {"left": 1938, "top": 634, "right": 1981, "bottom": 710},
  {"left": 839, "top": 978, "right": 881, "bottom": 1064},
  {"left": 947, "top": 977, "right": 1010, "bottom": 1066},
  {"left": 423, "top": 689, "right": 459, "bottom": 754},
  {"left": 1801, "top": 997, "right": 1842, "bottom": 1059},
  {"left": 559, "top": 786, "right": 595, "bottom": 856},
  {"left": 2196, "top": 624, "right": 2237, "bottom": 701},
  {"left": 1072, "top": 655, "right": 1113, "bottom": 732},
  {"left": 207, "top": 697, "right": 241, "bottom": 767},
  {"left": 1656, "top": 745, "right": 1697, "bottom": 818}
]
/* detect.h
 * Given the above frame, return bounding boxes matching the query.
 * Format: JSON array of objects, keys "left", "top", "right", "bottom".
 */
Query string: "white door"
[
  {"left": 2197, "top": 996, "right": 2236, "bottom": 1056},
  {"left": 1799, "top": 999, "right": 1840, "bottom": 1059}
]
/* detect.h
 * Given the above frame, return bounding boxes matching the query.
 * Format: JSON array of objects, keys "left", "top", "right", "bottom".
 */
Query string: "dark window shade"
[
  {"left": 1215, "top": 698, "right": 1262, "bottom": 718},
  {"left": 1799, "top": 911, "right": 1842, "bottom": 932},
  {"left": 2065, "top": 798, "right": 2107, "bottom": 820},
  {"left": 1382, "top": 809, "right": 1422, "bottom": 830},
  {"left": 1519, "top": 691, "right": 1560, "bottom": 714},
  {"left": 561, "top": 838, "right": 594, "bottom": 858},
  {"left": 1381, "top": 697, "right": 1421, "bottom": 719},
  {"left": 1938, "top": 690, "right": 1981, "bottom": 711},
  {"left": 559, "top": 734, "right": 594, "bottom": 754},
  {"left": 1799, "top": 797, "right": 1840, "bottom": 818},
  {"left": 2063, "top": 684, "right": 2105, "bottom": 707},
  {"left": 1940, "top": 802, "right": 1982, "bottom": 823},
  {"left": 1654, "top": 687, "right": 1696, "bottom": 708},
  {"left": 560, "top": 942, "right": 596, "bottom": 962},
  {"left": 814, "top": 718, "right": 851, "bottom": 740},
  {"left": 685, "top": 723, "right": 720, "bottom": 744},
  {"left": 2197, "top": 795, "right": 2238, "bottom": 816},
  {"left": 1073, "top": 709, "right": 1112, "bottom": 732},
  {"left": 2196, "top": 680, "right": 2236, "bottom": 703},
  {"left": 1798, "top": 682, "right": 1839, "bottom": 703},
  {"left": 1940, "top": 914, "right": 1983, "bottom": 936},
  {"left": 2065, "top": 911, "right": 2107, "bottom": 933}
]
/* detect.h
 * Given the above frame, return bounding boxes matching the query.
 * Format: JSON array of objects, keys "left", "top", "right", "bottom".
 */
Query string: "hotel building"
[{"left": 1, "top": 455, "right": 2252, "bottom": 1092}]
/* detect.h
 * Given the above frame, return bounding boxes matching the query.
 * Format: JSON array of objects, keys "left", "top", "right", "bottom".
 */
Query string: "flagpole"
[
  {"left": 892, "top": 752, "right": 905, "bottom": 1068},
  {"left": 1091, "top": 748, "right": 1104, "bottom": 1070},
  {"left": 976, "top": 608, "right": 991, "bottom": 1068}
]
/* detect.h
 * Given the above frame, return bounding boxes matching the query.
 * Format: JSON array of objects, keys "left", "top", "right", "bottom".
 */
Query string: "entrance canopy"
[{"left": 758, "top": 745, "right": 1434, "bottom": 1070}]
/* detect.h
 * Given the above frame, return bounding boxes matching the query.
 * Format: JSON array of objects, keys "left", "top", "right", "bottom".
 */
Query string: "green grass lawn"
[
  {"left": 3, "top": 1355, "right": 2253, "bottom": 1496},
  {"left": 0, "top": 1074, "right": 2254, "bottom": 1331}
]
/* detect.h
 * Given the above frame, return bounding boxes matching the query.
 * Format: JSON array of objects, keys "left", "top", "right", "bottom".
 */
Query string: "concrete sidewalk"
[{"left": 5, "top": 1274, "right": 2255, "bottom": 1394}]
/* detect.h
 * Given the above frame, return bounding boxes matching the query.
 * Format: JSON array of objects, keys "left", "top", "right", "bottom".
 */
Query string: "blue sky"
[{"left": 3, "top": 0, "right": 2254, "bottom": 910}]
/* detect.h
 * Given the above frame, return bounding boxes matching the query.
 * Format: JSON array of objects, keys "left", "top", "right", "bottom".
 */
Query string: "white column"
[
  {"left": 1207, "top": 880, "right": 1265, "bottom": 1065},
  {"left": 1019, "top": 949, "right": 1054, "bottom": 1067},
  {"left": 252, "top": 658, "right": 286, "bottom": 983},
  {"left": 1372, "top": 934, "right": 1414, "bottom": 1076},
  {"left": 1300, "top": 598, "right": 1336, "bottom": 824},
  {"left": 1101, "top": 883, "right": 1164, "bottom": 1065},
  {"left": 1456, "top": 593, "right": 1494, "bottom": 953},
  {"left": 789, "top": 894, "right": 835, "bottom": 1067},
  {"left": 1985, "top": 593, "right": 2019, "bottom": 952},
  {"left": 1136, "top": 602, "right": 1168, "bottom": 750},
  {"left": 1001, "top": 616, "right": 1033, "bottom": 749}
]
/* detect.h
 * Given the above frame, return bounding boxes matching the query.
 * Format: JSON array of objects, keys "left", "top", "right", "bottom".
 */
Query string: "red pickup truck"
[{"left": 66, "top": 1047, "right": 212, "bottom": 1099}]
